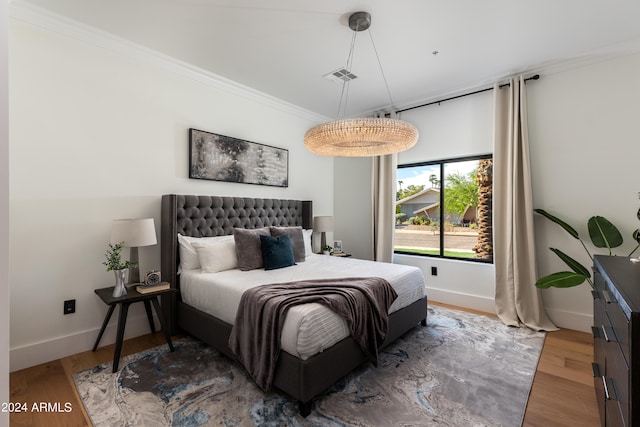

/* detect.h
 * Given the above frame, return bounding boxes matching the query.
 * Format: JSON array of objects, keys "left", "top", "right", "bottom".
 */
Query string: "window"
[{"left": 395, "top": 155, "right": 493, "bottom": 263}]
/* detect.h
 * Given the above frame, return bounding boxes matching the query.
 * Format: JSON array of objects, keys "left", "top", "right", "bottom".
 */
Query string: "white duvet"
[{"left": 180, "top": 254, "right": 427, "bottom": 359}]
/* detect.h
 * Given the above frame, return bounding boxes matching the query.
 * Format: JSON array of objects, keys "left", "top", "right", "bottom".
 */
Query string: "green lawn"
[{"left": 394, "top": 247, "right": 478, "bottom": 259}]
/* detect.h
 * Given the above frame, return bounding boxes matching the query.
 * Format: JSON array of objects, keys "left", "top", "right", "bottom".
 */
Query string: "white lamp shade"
[
  {"left": 313, "top": 216, "right": 334, "bottom": 233},
  {"left": 110, "top": 218, "right": 157, "bottom": 247}
]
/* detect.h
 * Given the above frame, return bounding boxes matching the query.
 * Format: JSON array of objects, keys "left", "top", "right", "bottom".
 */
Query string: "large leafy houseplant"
[{"left": 534, "top": 209, "right": 640, "bottom": 289}]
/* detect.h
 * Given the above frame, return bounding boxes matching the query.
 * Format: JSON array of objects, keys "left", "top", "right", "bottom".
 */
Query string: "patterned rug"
[{"left": 73, "top": 305, "right": 545, "bottom": 426}]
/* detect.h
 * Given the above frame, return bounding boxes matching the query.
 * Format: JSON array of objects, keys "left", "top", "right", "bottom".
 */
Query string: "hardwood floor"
[
  {"left": 9, "top": 304, "right": 600, "bottom": 426},
  {"left": 523, "top": 328, "right": 600, "bottom": 427}
]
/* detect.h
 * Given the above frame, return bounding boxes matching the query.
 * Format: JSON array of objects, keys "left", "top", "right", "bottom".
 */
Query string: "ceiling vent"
[{"left": 323, "top": 68, "right": 358, "bottom": 84}]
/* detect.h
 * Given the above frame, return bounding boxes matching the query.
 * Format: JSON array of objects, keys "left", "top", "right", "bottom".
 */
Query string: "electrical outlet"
[
  {"left": 64, "top": 299, "right": 76, "bottom": 315},
  {"left": 431, "top": 266, "right": 438, "bottom": 276}
]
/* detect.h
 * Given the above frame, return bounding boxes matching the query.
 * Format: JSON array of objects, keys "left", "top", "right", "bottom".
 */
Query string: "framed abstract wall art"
[{"left": 189, "top": 128, "right": 288, "bottom": 187}]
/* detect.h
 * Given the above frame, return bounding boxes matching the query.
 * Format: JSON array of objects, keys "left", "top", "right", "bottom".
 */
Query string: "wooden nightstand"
[{"left": 93, "top": 285, "right": 176, "bottom": 372}]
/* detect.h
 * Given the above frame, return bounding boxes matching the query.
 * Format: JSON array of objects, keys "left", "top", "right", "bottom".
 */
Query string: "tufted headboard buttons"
[{"left": 175, "top": 195, "right": 305, "bottom": 237}]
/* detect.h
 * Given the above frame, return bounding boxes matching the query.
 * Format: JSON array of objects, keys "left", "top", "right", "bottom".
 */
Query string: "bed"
[{"left": 159, "top": 194, "right": 428, "bottom": 416}]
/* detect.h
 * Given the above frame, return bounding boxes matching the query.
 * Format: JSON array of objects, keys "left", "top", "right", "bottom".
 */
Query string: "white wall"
[
  {"left": 334, "top": 157, "right": 374, "bottom": 260},
  {"left": 1, "top": 0, "right": 10, "bottom": 423},
  {"left": 9, "top": 19, "right": 333, "bottom": 371},
  {"left": 528, "top": 52, "right": 640, "bottom": 331},
  {"left": 399, "top": 92, "right": 494, "bottom": 162}
]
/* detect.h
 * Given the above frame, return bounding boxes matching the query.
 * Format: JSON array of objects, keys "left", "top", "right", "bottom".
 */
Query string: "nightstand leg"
[
  {"left": 93, "top": 305, "right": 116, "bottom": 351},
  {"left": 112, "top": 302, "right": 130, "bottom": 373},
  {"left": 143, "top": 300, "right": 156, "bottom": 333},
  {"left": 151, "top": 297, "right": 174, "bottom": 352}
]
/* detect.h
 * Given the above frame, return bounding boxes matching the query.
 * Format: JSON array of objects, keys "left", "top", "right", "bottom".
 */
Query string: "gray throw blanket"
[{"left": 228, "top": 277, "right": 398, "bottom": 391}]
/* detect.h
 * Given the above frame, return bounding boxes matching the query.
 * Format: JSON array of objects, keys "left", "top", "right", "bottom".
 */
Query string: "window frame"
[{"left": 395, "top": 153, "right": 493, "bottom": 264}]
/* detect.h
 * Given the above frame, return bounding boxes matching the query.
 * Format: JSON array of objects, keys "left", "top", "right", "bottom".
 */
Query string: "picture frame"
[
  {"left": 189, "top": 128, "right": 288, "bottom": 187},
  {"left": 333, "top": 240, "right": 343, "bottom": 253}
]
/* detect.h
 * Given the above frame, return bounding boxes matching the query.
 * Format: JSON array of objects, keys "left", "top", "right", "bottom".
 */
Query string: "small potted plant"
[
  {"left": 103, "top": 242, "right": 136, "bottom": 297},
  {"left": 322, "top": 245, "right": 333, "bottom": 255}
]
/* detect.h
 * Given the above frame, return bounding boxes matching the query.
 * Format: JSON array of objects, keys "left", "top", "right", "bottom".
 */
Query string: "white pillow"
[
  {"left": 303, "top": 229, "right": 313, "bottom": 256},
  {"left": 192, "top": 239, "right": 238, "bottom": 273},
  {"left": 177, "top": 234, "right": 234, "bottom": 271}
]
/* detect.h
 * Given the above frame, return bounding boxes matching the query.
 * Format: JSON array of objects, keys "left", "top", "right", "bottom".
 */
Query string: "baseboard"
[
  {"left": 426, "top": 288, "right": 592, "bottom": 333},
  {"left": 10, "top": 313, "right": 158, "bottom": 372},
  {"left": 426, "top": 287, "right": 496, "bottom": 314},
  {"left": 544, "top": 307, "right": 592, "bottom": 333}
]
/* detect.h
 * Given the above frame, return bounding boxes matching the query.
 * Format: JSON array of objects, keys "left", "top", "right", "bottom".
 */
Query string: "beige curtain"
[
  {"left": 493, "top": 76, "right": 557, "bottom": 331},
  {"left": 371, "top": 112, "right": 398, "bottom": 263},
  {"left": 372, "top": 152, "right": 397, "bottom": 262}
]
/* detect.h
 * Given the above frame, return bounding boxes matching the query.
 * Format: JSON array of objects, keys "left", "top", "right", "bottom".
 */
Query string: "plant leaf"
[
  {"left": 535, "top": 271, "right": 588, "bottom": 289},
  {"left": 588, "top": 216, "right": 623, "bottom": 249},
  {"left": 549, "top": 248, "right": 591, "bottom": 278},
  {"left": 534, "top": 209, "right": 579, "bottom": 239}
]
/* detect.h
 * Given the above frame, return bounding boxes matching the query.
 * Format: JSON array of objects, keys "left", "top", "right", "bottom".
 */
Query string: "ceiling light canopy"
[{"left": 304, "top": 11, "right": 418, "bottom": 157}]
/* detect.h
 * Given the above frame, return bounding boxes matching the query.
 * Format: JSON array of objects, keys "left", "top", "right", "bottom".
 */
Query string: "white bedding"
[{"left": 181, "top": 254, "right": 427, "bottom": 359}]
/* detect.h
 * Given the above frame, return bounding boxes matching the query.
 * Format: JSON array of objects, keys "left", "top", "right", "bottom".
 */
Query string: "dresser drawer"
[
  {"left": 604, "top": 292, "right": 630, "bottom": 367},
  {"left": 606, "top": 399, "right": 625, "bottom": 427},
  {"left": 593, "top": 289, "right": 607, "bottom": 330},
  {"left": 605, "top": 337, "right": 629, "bottom": 426}
]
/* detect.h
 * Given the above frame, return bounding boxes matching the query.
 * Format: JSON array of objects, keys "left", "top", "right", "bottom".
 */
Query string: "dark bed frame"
[{"left": 159, "top": 194, "right": 428, "bottom": 416}]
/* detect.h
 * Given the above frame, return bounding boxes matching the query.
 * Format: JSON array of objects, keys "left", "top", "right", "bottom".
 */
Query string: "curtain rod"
[{"left": 396, "top": 74, "right": 540, "bottom": 114}]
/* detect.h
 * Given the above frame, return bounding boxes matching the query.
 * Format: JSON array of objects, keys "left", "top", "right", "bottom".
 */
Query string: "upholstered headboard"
[{"left": 160, "top": 194, "right": 312, "bottom": 291}]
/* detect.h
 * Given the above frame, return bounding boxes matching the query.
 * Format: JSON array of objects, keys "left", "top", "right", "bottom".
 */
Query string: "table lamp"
[
  {"left": 313, "top": 216, "right": 334, "bottom": 253},
  {"left": 110, "top": 218, "right": 157, "bottom": 284}
]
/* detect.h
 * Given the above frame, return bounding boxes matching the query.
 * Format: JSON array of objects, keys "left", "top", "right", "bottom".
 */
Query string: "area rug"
[{"left": 73, "top": 305, "right": 545, "bottom": 426}]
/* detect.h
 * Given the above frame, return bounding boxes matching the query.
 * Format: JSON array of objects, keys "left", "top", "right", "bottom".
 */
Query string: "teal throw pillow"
[{"left": 260, "top": 234, "right": 296, "bottom": 270}]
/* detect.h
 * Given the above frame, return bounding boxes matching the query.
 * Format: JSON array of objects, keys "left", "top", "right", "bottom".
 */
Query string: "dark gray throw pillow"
[
  {"left": 270, "top": 226, "right": 305, "bottom": 262},
  {"left": 260, "top": 234, "right": 296, "bottom": 270},
  {"left": 233, "top": 227, "right": 270, "bottom": 271}
]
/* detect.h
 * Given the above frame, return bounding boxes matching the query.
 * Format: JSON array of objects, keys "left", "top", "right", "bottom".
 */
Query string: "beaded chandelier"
[{"left": 304, "top": 12, "right": 418, "bottom": 157}]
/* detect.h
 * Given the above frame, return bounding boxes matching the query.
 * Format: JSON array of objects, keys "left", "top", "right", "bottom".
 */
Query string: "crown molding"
[
  {"left": 8, "top": 0, "right": 329, "bottom": 123},
  {"left": 393, "top": 37, "right": 640, "bottom": 116},
  {"left": 524, "top": 37, "right": 640, "bottom": 78}
]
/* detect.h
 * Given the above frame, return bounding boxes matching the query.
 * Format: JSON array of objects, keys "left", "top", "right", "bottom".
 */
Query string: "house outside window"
[{"left": 395, "top": 155, "right": 493, "bottom": 263}]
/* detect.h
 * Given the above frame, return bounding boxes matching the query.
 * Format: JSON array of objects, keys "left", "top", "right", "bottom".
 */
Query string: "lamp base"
[{"left": 129, "top": 247, "right": 140, "bottom": 285}]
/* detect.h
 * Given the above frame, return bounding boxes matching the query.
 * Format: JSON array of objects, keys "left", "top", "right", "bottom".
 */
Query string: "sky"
[{"left": 397, "top": 159, "right": 478, "bottom": 190}]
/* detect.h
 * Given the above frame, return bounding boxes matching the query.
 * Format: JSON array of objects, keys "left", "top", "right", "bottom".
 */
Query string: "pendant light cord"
[
  {"left": 336, "top": 18, "right": 396, "bottom": 118},
  {"left": 337, "top": 27, "right": 359, "bottom": 119},
  {"left": 368, "top": 29, "right": 396, "bottom": 110}
]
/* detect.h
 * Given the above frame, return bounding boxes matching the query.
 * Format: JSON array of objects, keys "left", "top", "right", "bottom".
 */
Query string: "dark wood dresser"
[{"left": 593, "top": 255, "right": 640, "bottom": 427}]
